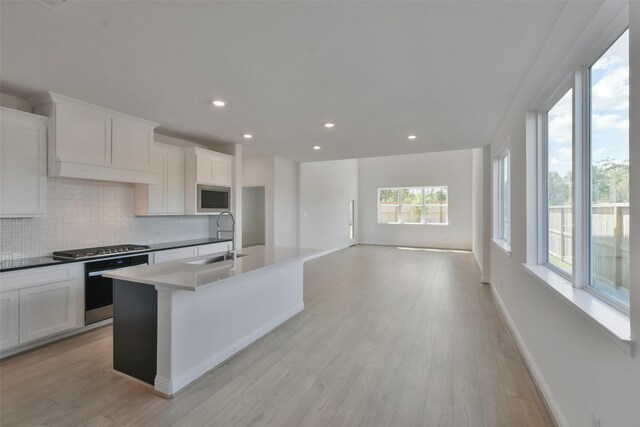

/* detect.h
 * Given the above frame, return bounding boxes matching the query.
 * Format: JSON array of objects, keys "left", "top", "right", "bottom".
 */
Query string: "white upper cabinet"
[
  {"left": 187, "top": 147, "right": 232, "bottom": 186},
  {"left": 111, "top": 115, "right": 153, "bottom": 171},
  {"left": 0, "top": 107, "right": 48, "bottom": 217},
  {"left": 213, "top": 156, "right": 232, "bottom": 187},
  {"left": 135, "top": 142, "right": 184, "bottom": 215},
  {"left": 184, "top": 147, "right": 233, "bottom": 215},
  {"left": 56, "top": 102, "right": 111, "bottom": 166},
  {"left": 29, "top": 92, "right": 159, "bottom": 184}
]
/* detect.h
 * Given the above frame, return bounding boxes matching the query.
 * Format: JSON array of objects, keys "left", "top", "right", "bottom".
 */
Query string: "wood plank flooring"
[{"left": 0, "top": 245, "right": 554, "bottom": 427}]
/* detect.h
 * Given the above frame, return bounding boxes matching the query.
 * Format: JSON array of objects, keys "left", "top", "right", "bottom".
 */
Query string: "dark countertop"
[{"left": 0, "top": 237, "right": 233, "bottom": 273}]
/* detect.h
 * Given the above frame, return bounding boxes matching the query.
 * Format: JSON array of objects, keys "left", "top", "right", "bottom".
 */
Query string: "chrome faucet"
[{"left": 216, "top": 210, "right": 235, "bottom": 252}]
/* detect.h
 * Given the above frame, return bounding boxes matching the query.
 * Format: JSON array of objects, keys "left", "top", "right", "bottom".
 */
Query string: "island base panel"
[{"left": 113, "top": 279, "right": 157, "bottom": 385}]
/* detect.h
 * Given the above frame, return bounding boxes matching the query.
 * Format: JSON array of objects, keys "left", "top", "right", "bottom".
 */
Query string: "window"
[
  {"left": 494, "top": 151, "right": 511, "bottom": 247},
  {"left": 588, "top": 29, "right": 629, "bottom": 306},
  {"left": 377, "top": 186, "right": 448, "bottom": 224},
  {"left": 545, "top": 89, "right": 574, "bottom": 276},
  {"left": 536, "top": 28, "right": 630, "bottom": 311}
]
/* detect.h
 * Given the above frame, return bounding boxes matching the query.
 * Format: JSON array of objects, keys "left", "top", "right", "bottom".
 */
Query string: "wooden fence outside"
[{"left": 549, "top": 203, "right": 630, "bottom": 291}]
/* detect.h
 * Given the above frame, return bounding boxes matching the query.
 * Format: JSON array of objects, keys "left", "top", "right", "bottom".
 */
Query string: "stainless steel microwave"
[{"left": 197, "top": 185, "right": 231, "bottom": 213}]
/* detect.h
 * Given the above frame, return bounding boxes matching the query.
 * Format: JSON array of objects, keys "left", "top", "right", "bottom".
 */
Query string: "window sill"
[
  {"left": 522, "top": 263, "right": 634, "bottom": 356},
  {"left": 492, "top": 239, "right": 511, "bottom": 256}
]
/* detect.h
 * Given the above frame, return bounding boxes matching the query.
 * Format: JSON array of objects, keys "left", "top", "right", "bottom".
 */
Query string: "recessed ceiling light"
[
  {"left": 212, "top": 100, "right": 226, "bottom": 107},
  {"left": 243, "top": 134, "right": 253, "bottom": 139},
  {"left": 313, "top": 145, "right": 321, "bottom": 150},
  {"left": 324, "top": 123, "right": 335, "bottom": 128},
  {"left": 407, "top": 135, "right": 417, "bottom": 140}
]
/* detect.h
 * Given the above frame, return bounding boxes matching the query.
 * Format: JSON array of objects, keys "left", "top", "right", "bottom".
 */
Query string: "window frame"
[
  {"left": 539, "top": 82, "right": 575, "bottom": 281},
  {"left": 533, "top": 21, "right": 630, "bottom": 314},
  {"left": 493, "top": 150, "right": 511, "bottom": 251},
  {"left": 583, "top": 27, "right": 631, "bottom": 313},
  {"left": 377, "top": 186, "right": 448, "bottom": 225}
]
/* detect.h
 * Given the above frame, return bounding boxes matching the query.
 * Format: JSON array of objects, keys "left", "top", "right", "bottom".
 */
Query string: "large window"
[
  {"left": 588, "top": 29, "right": 629, "bottom": 306},
  {"left": 538, "top": 28, "right": 629, "bottom": 310},
  {"left": 494, "top": 151, "right": 511, "bottom": 247},
  {"left": 377, "top": 186, "right": 448, "bottom": 224},
  {"left": 545, "top": 89, "right": 574, "bottom": 276}
]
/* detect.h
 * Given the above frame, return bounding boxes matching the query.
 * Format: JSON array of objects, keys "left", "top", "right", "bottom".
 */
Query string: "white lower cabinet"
[
  {"left": 0, "top": 264, "right": 82, "bottom": 352},
  {"left": 19, "top": 280, "right": 78, "bottom": 344},
  {"left": 0, "top": 290, "right": 20, "bottom": 350}
]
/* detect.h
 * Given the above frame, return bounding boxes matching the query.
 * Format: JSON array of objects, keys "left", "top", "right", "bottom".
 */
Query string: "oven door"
[
  {"left": 198, "top": 185, "right": 230, "bottom": 212},
  {"left": 85, "top": 271, "right": 115, "bottom": 324},
  {"left": 84, "top": 254, "right": 149, "bottom": 325}
]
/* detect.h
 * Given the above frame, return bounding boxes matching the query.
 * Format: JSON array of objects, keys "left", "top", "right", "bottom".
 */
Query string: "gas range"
[{"left": 52, "top": 244, "right": 151, "bottom": 260}]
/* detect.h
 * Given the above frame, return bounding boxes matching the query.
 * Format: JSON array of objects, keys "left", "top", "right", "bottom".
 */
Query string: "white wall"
[
  {"left": 472, "top": 146, "right": 492, "bottom": 282},
  {"left": 357, "top": 150, "right": 472, "bottom": 250},
  {"left": 243, "top": 154, "right": 275, "bottom": 246},
  {"left": 242, "top": 154, "right": 299, "bottom": 248},
  {"left": 273, "top": 157, "right": 299, "bottom": 247},
  {"left": 299, "top": 159, "right": 358, "bottom": 250},
  {"left": 0, "top": 92, "right": 32, "bottom": 112},
  {"left": 242, "top": 187, "right": 265, "bottom": 247},
  {"left": 472, "top": 148, "right": 484, "bottom": 270},
  {"left": 488, "top": 3, "right": 640, "bottom": 427}
]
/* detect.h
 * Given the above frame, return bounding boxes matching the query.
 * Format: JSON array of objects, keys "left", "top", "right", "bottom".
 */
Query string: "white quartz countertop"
[{"left": 103, "top": 245, "right": 319, "bottom": 291}]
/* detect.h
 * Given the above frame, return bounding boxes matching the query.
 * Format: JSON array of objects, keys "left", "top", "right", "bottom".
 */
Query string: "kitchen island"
[{"left": 104, "top": 245, "right": 317, "bottom": 397}]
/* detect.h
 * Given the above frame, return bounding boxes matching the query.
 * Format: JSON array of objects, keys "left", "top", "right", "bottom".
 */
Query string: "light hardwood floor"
[{"left": 0, "top": 245, "right": 554, "bottom": 427}]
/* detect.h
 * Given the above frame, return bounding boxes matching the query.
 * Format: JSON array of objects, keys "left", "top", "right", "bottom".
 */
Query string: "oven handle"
[{"left": 87, "top": 270, "right": 116, "bottom": 277}]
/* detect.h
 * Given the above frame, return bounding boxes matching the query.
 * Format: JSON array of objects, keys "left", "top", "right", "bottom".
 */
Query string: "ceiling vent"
[{"left": 37, "top": 0, "right": 70, "bottom": 10}]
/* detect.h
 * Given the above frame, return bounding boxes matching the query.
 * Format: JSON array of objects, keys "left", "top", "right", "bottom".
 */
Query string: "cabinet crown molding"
[
  {"left": 27, "top": 91, "right": 160, "bottom": 128},
  {"left": 0, "top": 106, "right": 48, "bottom": 124}
]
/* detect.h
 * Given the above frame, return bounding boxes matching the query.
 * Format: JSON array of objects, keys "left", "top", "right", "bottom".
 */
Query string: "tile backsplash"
[{"left": 1, "top": 177, "right": 212, "bottom": 259}]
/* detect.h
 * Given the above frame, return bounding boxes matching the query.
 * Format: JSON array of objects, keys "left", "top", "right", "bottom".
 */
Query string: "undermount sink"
[{"left": 186, "top": 253, "right": 247, "bottom": 265}]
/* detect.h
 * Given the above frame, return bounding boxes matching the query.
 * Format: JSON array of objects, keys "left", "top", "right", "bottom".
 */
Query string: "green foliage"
[
  {"left": 548, "top": 158, "right": 629, "bottom": 205},
  {"left": 592, "top": 158, "right": 629, "bottom": 203},
  {"left": 379, "top": 189, "right": 398, "bottom": 205},
  {"left": 401, "top": 188, "right": 423, "bottom": 205},
  {"left": 548, "top": 171, "right": 572, "bottom": 206}
]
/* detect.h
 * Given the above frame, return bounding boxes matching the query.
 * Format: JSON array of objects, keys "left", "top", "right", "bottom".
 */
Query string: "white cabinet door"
[
  {"left": 135, "top": 143, "right": 184, "bottom": 215},
  {"left": 111, "top": 115, "right": 153, "bottom": 171},
  {"left": 0, "top": 290, "right": 19, "bottom": 350},
  {"left": 196, "top": 155, "right": 214, "bottom": 184},
  {"left": 0, "top": 108, "right": 47, "bottom": 217},
  {"left": 19, "top": 280, "right": 78, "bottom": 344},
  {"left": 213, "top": 156, "right": 232, "bottom": 187},
  {"left": 56, "top": 102, "right": 112, "bottom": 166},
  {"left": 153, "top": 246, "right": 198, "bottom": 264},
  {"left": 30, "top": 92, "right": 159, "bottom": 184},
  {"left": 166, "top": 147, "right": 185, "bottom": 214},
  {"left": 146, "top": 147, "right": 167, "bottom": 214}
]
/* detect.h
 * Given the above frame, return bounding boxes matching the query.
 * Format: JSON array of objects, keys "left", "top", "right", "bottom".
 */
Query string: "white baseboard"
[
  {"left": 490, "top": 285, "right": 568, "bottom": 427},
  {"left": 154, "top": 303, "right": 304, "bottom": 396},
  {"left": 303, "top": 245, "right": 351, "bottom": 262}
]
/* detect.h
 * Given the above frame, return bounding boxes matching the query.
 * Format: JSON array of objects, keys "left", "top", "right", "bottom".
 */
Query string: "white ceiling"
[{"left": 1, "top": 1, "right": 566, "bottom": 161}]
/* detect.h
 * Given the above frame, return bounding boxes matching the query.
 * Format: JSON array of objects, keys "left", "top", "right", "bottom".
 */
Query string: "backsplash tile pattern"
[{"left": 1, "top": 177, "right": 211, "bottom": 259}]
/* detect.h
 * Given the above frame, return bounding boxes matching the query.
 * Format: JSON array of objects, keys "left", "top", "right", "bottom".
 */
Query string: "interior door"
[{"left": 348, "top": 197, "right": 356, "bottom": 246}]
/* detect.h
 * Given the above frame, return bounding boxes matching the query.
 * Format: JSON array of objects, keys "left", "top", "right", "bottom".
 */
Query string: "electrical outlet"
[{"left": 592, "top": 413, "right": 601, "bottom": 427}]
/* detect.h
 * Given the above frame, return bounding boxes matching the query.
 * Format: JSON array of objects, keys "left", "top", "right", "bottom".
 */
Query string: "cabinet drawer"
[
  {"left": 153, "top": 247, "right": 198, "bottom": 264},
  {"left": 0, "top": 263, "right": 82, "bottom": 293}
]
